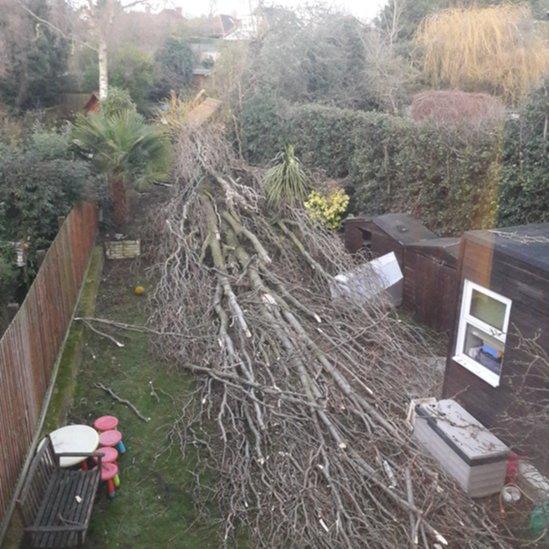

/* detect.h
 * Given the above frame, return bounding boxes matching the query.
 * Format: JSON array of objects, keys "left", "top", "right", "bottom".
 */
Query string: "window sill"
[{"left": 452, "top": 354, "right": 500, "bottom": 388}]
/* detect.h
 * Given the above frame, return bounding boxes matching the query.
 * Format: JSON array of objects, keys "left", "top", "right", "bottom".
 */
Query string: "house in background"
[{"left": 59, "top": 91, "right": 100, "bottom": 116}]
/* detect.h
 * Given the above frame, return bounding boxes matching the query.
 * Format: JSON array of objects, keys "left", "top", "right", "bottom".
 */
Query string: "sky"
[{"left": 169, "top": 0, "right": 388, "bottom": 22}]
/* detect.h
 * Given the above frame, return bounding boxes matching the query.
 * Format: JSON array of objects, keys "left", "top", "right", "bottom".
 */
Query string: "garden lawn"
[{"left": 70, "top": 257, "right": 218, "bottom": 548}]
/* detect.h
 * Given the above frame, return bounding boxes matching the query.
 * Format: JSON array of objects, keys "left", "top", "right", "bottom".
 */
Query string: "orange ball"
[{"left": 133, "top": 285, "right": 145, "bottom": 296}]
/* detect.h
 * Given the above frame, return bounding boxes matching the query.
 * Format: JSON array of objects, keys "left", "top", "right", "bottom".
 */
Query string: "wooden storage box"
[{"left": 413, "top": 399, "right": 509, "bottom": 498}]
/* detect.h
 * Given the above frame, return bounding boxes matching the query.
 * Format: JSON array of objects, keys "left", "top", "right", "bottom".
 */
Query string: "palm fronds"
[
  {"left": 264, "top": 144, "right": 309, "bottom": 211},
  {"left": 72, "top": 110, "right": 170, "bottom": 187}
]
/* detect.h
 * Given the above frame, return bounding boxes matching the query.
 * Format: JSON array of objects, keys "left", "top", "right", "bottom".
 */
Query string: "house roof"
[
  {"left": 371, "top": 213, "right": 436, "bottom": 246},
  {"left": 465, "top": 223, "right": 549, "bottom": 273},
  {"left": 186, "top": 97, "right": 222, "bottom": 128},
  {"left": 193, "top": 67, "right": 212, "bottom": 76}
]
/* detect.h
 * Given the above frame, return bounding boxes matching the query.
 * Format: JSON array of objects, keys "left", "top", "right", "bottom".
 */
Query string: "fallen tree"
[{"left": 151, "top": 123, "right": 514, "bottom": 547}]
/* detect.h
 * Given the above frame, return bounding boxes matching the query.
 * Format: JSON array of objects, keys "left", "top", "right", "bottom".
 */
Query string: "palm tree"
[{"left": 73, "top": 110, "right": 169, "bottom": 228}]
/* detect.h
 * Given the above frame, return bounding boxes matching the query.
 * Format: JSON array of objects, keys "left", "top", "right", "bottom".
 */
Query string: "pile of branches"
[{"left": 151, "top": 124, "right": 512, "bottom": 547}]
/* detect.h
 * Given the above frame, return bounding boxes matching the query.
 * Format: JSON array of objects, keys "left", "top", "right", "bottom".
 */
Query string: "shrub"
[
  {"left": 238, "top": 93, "right": 286, "bottom": 164},
  {"left": 351, "top": 117, "right": 502, "bottom": 234},
  {"left": 286, "top": 104, "right": 363, "bottom": 177},
  {"left": 304, "top": 188, "right": 350, "bottom": 230},
  {"left": 239, "top": 101, "right": 503, "bottom": 234},
  {"left": 498, "top": 84, "right": 549, "bottom": 226},
  {"left": 29, "top": 125, "right": 72, "bottom": 160},
  {"left": 101, "top": 87, "right": 137, "bottom": 118},
  {"left": 240, "top": 95, "right": 547, "bottom": 235},
  {"left": 0, "top": 124, "right": 91, "bottom": 276}
]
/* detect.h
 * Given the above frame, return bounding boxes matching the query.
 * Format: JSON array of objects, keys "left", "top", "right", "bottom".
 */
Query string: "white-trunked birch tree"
[{"left": 16, "top": 0, "right": 155, "bottom": 100}]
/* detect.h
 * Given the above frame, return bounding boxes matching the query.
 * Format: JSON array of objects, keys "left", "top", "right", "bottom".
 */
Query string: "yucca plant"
[
  {"left": 264, "top": 145, "right": 309, "bottom": 211},
  {"left": 73, "top": 110, "right": 170, "bottom": 228}
]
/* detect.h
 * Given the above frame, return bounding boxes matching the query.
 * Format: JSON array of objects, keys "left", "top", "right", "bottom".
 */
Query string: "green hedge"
[
  {"left": 238, "top": 93, "right": 546, "bottom": 235},
  {"left": 498, "top": 86, "right": 548, "bottom": 226},
  {"left": 350, "top": 116, "right": 501, "bottom": 234},
  {"left": 286, "top": 104, "right": 363, "bottom": 177}
]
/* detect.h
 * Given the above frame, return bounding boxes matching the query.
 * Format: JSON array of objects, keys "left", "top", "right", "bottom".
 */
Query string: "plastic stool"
[
  {"left": 93, "top": 415, "right": 119, "bottom": 432},
  {"left": 99, "top": 429, "right": 127, "bottom": 454},
  {"left": 94, "top": 446, "right": 118, "bottom": 464},
  {"left": 97, "top": 462, "right": 120, "bottom": 499}
]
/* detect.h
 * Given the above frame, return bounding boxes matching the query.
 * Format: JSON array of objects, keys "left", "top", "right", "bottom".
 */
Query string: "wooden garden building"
[
  {"left": 442, "top": 223, "right": 549, "bottom": 471},
  {"left": 343, "top": 214, "right": 459, "bottom": 332}
]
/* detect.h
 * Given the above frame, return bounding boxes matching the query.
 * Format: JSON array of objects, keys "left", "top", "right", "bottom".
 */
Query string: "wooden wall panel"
[
  {"left": 0, "top": 202, "right": 98, "bottom": 530},
  {"left": 443, "top": 236, "right": 549, "bottom": 471}
]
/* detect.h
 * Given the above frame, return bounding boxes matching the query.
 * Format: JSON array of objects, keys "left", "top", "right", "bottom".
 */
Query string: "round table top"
[{"left": 44, "top": 425, "right": 100, "bottom": 468}]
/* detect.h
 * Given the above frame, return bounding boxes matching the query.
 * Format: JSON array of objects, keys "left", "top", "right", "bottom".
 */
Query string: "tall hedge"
[
  {"left": 350, "top": 116, "right": 501, "bottom": 234},
  {"left": 498, "top": 85, "right": 548, "bottom": 226},
  {"left": 238, "top": 95, "right": 546, "bottom": 235},
  {"left": 286, "top": 104, "right": 364, "bottom": 177}
]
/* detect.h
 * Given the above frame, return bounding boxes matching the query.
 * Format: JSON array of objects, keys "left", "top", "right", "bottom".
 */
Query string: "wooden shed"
[
  {"left": 344, "top": 214, "right": 435, "bottom": 264},
  {"left": 442, "top": 223, "right": 549, "bottom": 471},
  {"left": 403, "top": 237, "right": 460, "bottom": 332},
  {"left": 343, "top": 214, "right": 459, "bottom": 332}
]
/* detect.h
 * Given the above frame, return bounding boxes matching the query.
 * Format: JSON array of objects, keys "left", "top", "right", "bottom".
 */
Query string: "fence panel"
[{"left": 0, "top": 202, "right": 98, "bottom": 530}]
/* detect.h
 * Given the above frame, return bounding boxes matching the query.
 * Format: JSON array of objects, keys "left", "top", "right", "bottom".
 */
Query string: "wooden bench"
[{"left": 16, "top": 436, "right": 101, "bottom": 548}]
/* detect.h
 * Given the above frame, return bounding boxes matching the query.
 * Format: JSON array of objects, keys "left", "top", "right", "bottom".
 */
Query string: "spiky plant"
[
  {"left": 73, "top": 110, "right": 170, "bottom": 228},
  {"left": 264, "top": 145, "right": 309, "bottom": 211}
]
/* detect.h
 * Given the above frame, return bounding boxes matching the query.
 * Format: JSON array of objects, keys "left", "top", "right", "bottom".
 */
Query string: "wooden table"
[{"left": 40, "top": 425, "right": 100, "bottom": 468}]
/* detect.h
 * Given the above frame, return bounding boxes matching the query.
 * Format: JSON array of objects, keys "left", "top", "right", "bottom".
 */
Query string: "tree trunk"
[
  {"left": 108, "top": 177, "right": 128, "bottom": 229},
  {"left": 98, "top": 35, "right": 108, "bottom": 100}
]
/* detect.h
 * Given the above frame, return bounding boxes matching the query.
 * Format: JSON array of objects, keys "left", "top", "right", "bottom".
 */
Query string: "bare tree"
[
  {"left": 17, "top": 0, "right": 156, "bottom": 100},
  {"left": 148, "top": 121, "right": 522, "bottom": 547}
]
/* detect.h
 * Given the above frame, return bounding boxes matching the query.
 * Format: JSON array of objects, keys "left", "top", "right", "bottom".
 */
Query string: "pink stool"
[
  {"left": 93, "top": 446, "right": 118, "bottom": 464},
  {"left": 99, "top": 429, "right": 126, "bottom": 454},
  {"left": 93, "top": 415, "right": 119, "bottom": 432},
  {"left": 96, "top": 462, "right": 120, "bottom": 498}
]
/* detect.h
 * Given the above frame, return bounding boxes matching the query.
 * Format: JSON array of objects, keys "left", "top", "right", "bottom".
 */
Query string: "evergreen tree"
[
  {"left": 151, "top": 36, "right": 195, "bottom": 101},
  {"left": 0, "top": 0, "right": 69, "bottom": 110}
]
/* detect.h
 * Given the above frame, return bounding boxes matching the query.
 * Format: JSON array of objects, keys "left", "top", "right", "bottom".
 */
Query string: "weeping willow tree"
[{"left": 416, "top": 4, "right": 549, "bottom": 103}]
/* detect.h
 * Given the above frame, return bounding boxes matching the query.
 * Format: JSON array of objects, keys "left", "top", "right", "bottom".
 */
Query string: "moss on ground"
[
  {"left": 69, "top": 258, "right": 219, "bottom": 549},
  {"left": 44, "top": 246, "right": 104, "bottom": 433}
]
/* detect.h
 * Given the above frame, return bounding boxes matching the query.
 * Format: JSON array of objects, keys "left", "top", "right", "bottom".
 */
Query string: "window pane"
[
  {"left": 463, "top": 323, "right": 504, "bottom": 376},
  {"left": 470, "top": 289, "right": 506, "bottom": 331}
]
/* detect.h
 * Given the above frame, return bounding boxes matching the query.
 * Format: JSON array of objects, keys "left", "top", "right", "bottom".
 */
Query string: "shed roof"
[
  {"left": 465, "top": 223, "right": 549, "bottom": 273},
  {"left": 407, "top": 237, "right": 460, "bottom": 265},
  {"left": 372, "top": 213, "right": 436, "bottom": 246}
]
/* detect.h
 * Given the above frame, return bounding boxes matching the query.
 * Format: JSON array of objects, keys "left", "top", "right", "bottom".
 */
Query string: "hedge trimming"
[{"left": 238, "top": 93, "right": 546, "bottom": 235}]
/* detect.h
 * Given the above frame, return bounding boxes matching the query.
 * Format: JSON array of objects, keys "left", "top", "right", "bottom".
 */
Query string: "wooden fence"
[{"left": 0, "top": 202, "right": 98, "bottom": 532}]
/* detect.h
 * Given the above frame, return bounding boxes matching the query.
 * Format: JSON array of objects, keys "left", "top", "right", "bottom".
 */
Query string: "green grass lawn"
[{"left": 69, "top": 258, "right": 219, "bottom": 548}]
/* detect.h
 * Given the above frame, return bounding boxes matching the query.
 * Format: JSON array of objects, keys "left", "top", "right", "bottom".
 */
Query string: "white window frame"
[{"left": 453, "top": 279, "right": 512, "bottom": 388}]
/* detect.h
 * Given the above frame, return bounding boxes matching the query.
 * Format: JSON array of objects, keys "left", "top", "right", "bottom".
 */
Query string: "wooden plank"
[
  {"left": 104, "top": 239, "right": 141, "bottom": 260},
  {"left": 0, "top": 203, "right": 98, "bottom": 538}
]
